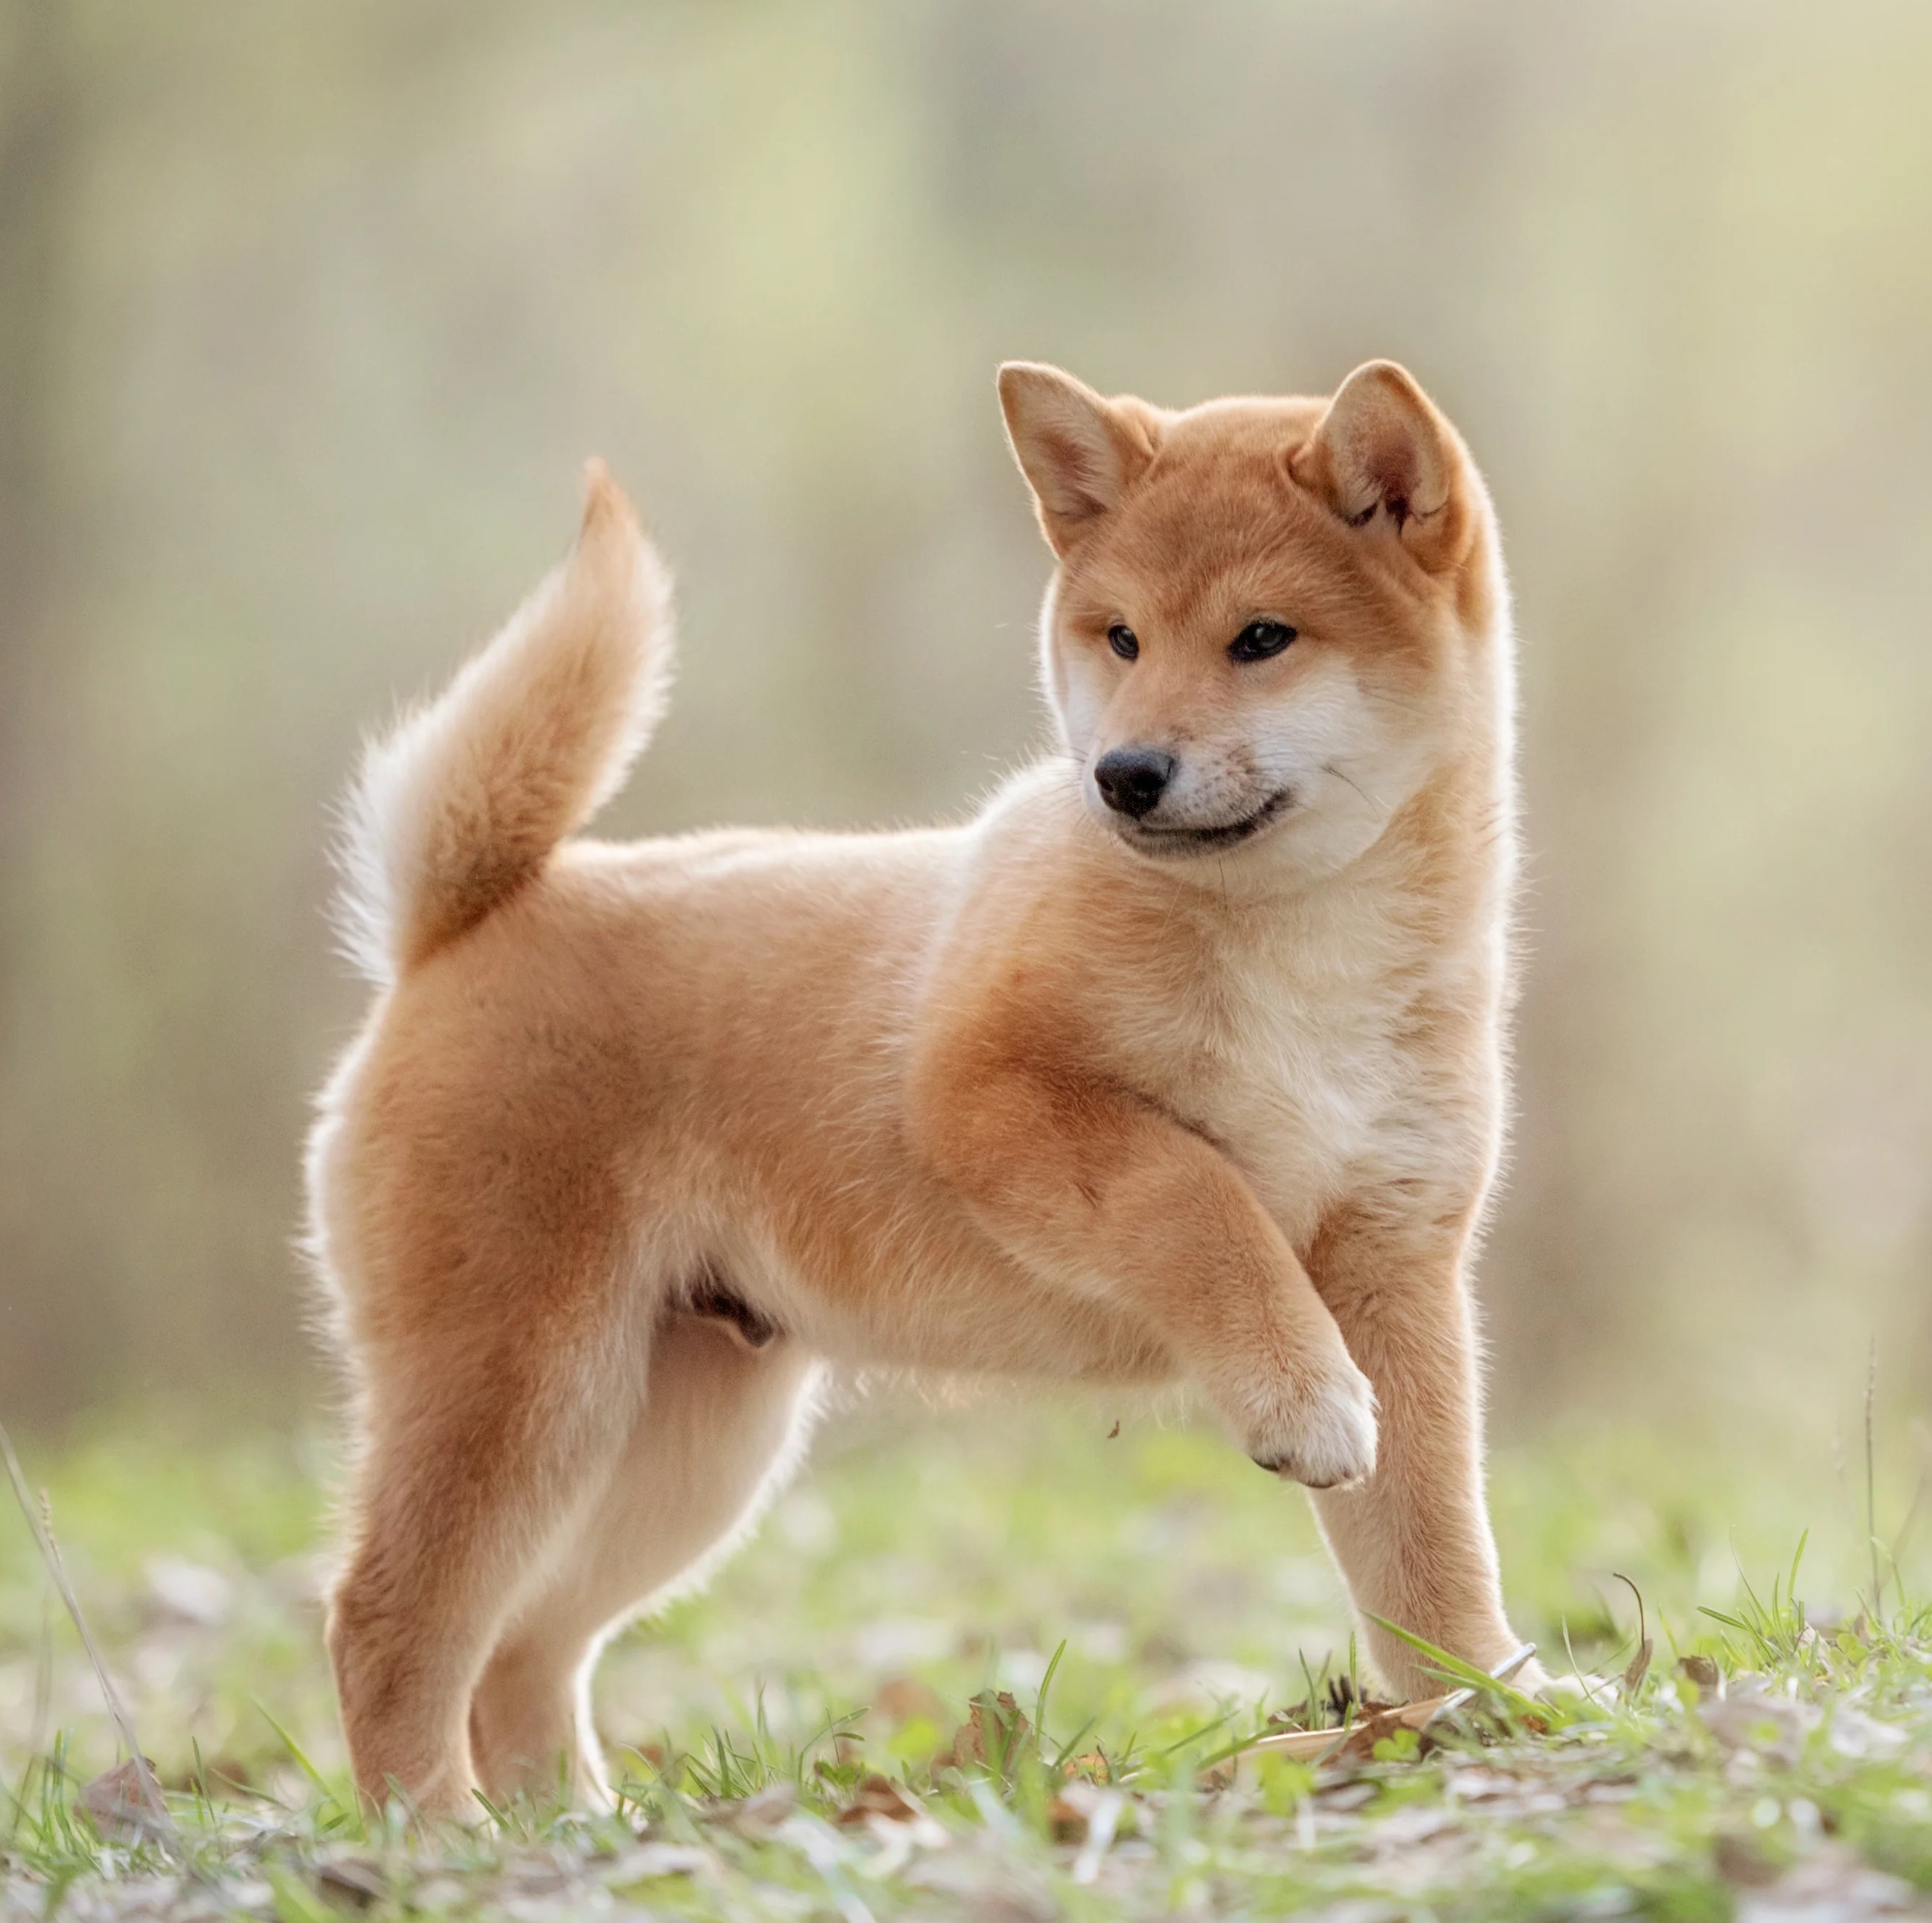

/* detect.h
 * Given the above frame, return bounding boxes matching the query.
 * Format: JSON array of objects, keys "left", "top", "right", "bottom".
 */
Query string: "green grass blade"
[{"left": 1364, "top": 1617, "right": 1555, "bottom": 1722}]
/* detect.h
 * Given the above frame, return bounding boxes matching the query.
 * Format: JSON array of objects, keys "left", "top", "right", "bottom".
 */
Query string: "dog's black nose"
[{"left": 1094, "top": 746, "right": 1177, "bottom": 818}]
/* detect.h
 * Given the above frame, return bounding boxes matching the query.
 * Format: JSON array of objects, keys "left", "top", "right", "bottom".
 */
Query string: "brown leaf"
[
  {"left": 1677, "top": 1654, "right": 1721, "bottom": 1692},
  {"left": 942, "top": 1690, "right": 1031, "bottom": 1771},
  {"left": 1063, "top": 1751, "right": 1110, "bottom": 1784},
  {"left": 1623, "top": 1637, "right": 1653, "bottom": 1694},
  {"left": 1048, "top": 1792, "right": 1087, "bottom": 1842},
  {"left": 836, "top": 1773, "right": 923, "bottom": 1826},
  {"left": 80, "top": 1758, "right": 169, "bottom": 1842}
]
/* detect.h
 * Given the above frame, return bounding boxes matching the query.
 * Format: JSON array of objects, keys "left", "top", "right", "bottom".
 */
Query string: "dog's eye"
[
  {"left": 1107, "top": 624, "right": 1139, "bottom": 661},
  {"left": 1229, "top": 619, "right": 1296, "bottom": 662}
]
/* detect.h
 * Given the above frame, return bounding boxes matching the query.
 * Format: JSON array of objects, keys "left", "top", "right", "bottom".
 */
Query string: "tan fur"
[{"left": 308, "top": 361, "right": 1537, "bottom": 1817}]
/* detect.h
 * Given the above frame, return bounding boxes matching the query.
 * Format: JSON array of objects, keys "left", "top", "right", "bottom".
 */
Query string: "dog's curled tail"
[{"left": 335, "top": 462, "right": 673, "bottom": 985}]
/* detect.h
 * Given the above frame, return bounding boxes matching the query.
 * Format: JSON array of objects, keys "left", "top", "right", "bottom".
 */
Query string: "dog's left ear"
[
  {"left": 998, "top": 362, "right": 1156, "bottom": 557},
  {"left": 1292, "top": 361, "right": 1468, "bottom": 571}
]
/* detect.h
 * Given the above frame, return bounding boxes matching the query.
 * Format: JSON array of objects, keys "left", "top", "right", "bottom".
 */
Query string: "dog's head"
[{"left": 999, "top": 360, "right": 1505, "bottom": 882}]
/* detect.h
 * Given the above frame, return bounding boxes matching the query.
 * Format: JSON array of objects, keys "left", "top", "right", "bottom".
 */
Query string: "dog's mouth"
[{"left": 1121, "top": 787, "right": 1295, "bottom": 856}]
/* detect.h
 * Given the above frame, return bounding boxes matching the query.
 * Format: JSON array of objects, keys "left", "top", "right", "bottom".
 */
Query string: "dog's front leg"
[
  {"left": 913, "top": 1057, "right": 1376, "bottom": 1490},
  {"left": 1302, "top": 1200, "right": 1541, "bottom": 1699}
]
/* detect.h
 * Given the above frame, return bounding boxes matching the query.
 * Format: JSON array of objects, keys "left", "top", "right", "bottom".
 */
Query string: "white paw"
[{"left": 1240, "top": 1353, "right": 1378, "bottom": 1490}]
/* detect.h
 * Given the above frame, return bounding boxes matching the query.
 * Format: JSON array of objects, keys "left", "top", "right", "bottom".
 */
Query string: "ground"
[{"left": 1, "top": 1390, "right": 1928, "bottom": 1920}]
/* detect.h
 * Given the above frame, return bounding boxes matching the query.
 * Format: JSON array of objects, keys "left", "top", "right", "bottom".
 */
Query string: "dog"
[{"left": 306, "top": 358, "right": 1539, "bottom": 1816}]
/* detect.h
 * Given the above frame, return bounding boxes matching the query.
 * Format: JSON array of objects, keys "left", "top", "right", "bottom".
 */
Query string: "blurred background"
[{"left": 2, "top": 0, "right": 1928, "bottom": 1459}]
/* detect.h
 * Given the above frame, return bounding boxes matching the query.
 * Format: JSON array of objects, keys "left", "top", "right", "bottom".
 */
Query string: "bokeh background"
[{"left": 3, "top": 0, "right": 1929, "bottom": 1461}]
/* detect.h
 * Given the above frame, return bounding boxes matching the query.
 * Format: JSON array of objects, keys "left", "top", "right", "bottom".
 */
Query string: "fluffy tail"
[{"left": 335, "top": 462, "right": 674, "bottom": 985}]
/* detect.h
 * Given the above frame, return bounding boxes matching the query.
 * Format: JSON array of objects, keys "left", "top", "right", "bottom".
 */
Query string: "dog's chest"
[{"left": 1153, "top": 921, "right": 1437, "bottom": 1237}]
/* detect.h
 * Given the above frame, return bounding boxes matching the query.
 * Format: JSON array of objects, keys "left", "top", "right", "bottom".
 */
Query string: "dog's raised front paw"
[{"left": 1242, "top": 1355, "right": 1378, "bottom": 1490}]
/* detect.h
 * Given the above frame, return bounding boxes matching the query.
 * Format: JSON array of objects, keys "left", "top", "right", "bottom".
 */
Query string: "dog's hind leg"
[
  {"left": 467, "top": 1309, "right": 822, "bottom": 1807},
  {"left": 324, "top": 1268, "right": 646, "bottom": 1821}
]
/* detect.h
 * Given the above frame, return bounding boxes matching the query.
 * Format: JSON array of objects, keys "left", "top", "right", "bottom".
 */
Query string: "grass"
[{"left": 1, "top": 1393, "right": 1929, "bottom": 1919}]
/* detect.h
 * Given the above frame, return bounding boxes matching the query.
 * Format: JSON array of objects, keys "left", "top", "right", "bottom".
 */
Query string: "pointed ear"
[
  {"left": 998, "top": 361, "right": 1155, "bottom": 555},
  {"left": 1292, "top": 361, "right": 1468, "bottom": 570}
]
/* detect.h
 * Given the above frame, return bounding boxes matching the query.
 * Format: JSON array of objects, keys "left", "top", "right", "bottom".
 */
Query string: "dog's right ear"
[{"left": 998, "top": 363, "right": 1155, "bottom": 556}]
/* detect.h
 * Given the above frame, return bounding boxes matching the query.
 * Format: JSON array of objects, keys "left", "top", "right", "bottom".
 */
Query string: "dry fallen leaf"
[
  {"left": 1677, "top": 1654, "right": 1722, "bottom": 1692},
  {"left": 1623, "top": 1637, "right": 1653, "bottom": 1694},
  {"left": 837, "top": 1773, "right": 925, "bottom": 1826},
  {"left": 80, "top": 1757, "right": 170, "bottom": 1842},
  {"left": 941, "top": 1690, "right": 1031, "bottom": 1771}
]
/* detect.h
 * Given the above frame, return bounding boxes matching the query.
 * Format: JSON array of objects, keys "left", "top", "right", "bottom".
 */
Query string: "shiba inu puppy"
[{"left": 308, "top": 358, "right": 1539, "bottom": 1815}]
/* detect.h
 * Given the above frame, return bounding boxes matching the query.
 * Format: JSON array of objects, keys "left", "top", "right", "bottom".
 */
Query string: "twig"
[
  {"left": 0, "top": 1418, "right": 180, "bottom": 1852},
  {"left": 1611, "top": 1572, "right": 1647, "bottom": 1655},
  {"left": 1866, "top": 1340, "right": 1883, "bottom": 1618}
]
